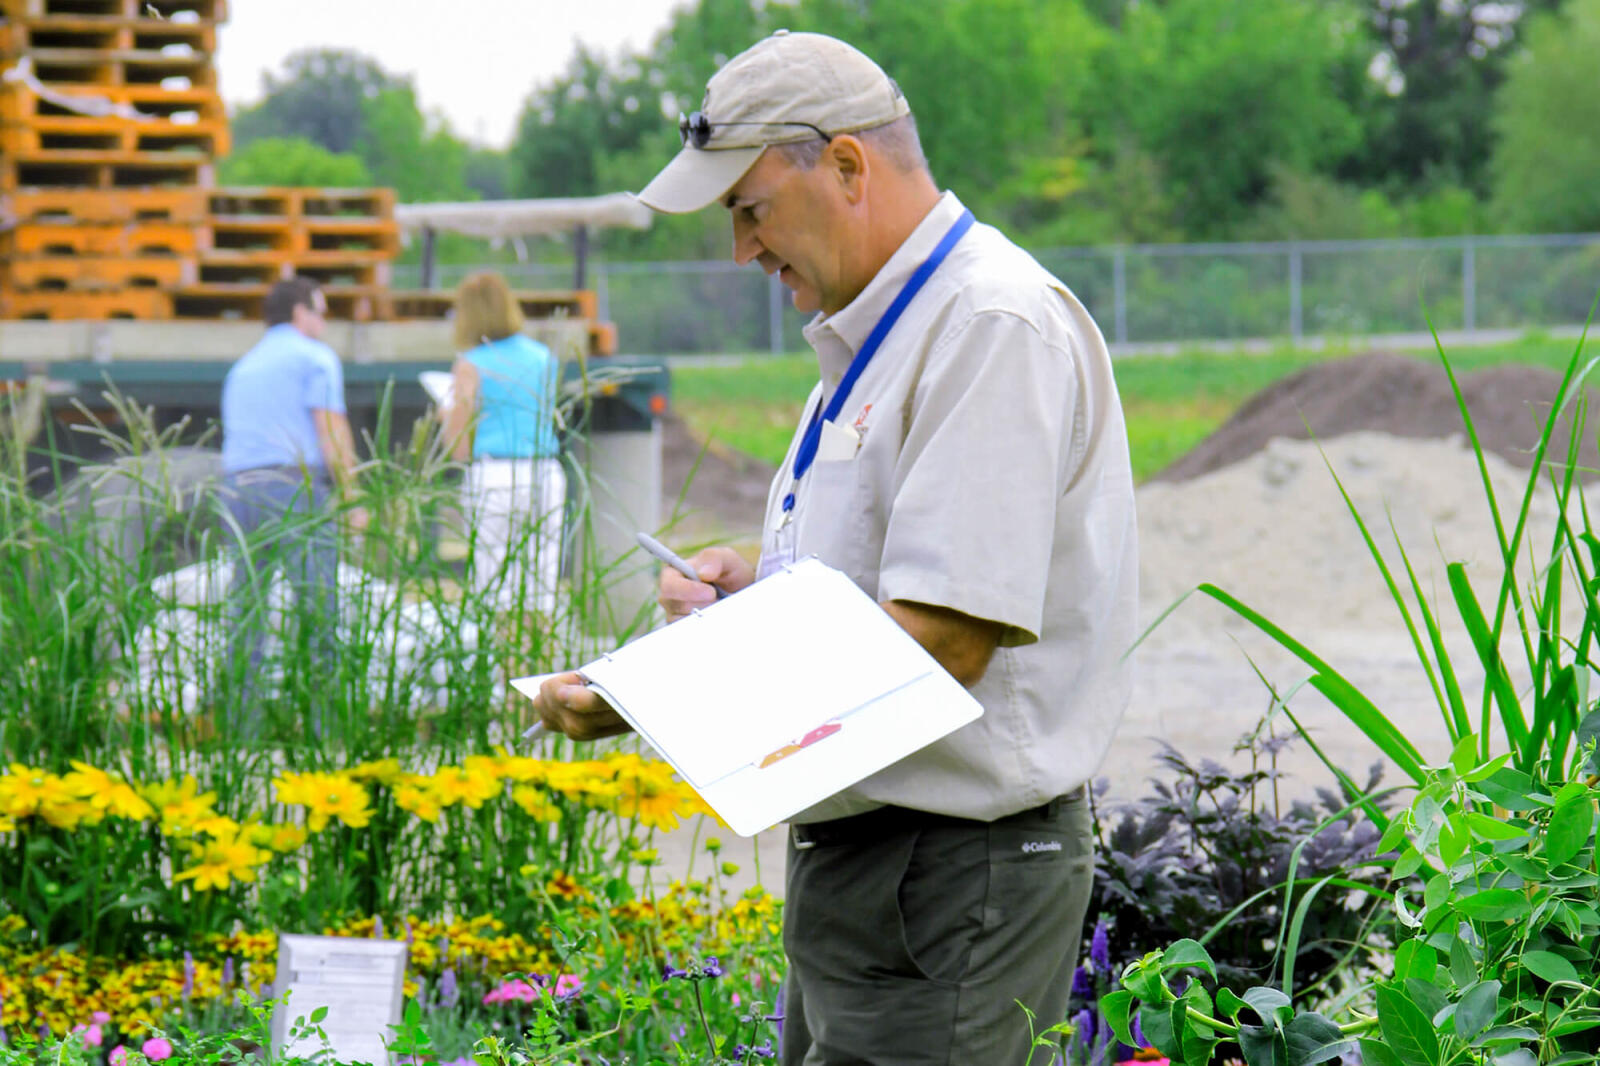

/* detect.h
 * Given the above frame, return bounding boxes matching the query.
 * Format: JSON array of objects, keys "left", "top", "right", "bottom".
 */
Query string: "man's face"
[
  {"left": 292, "top": 291, "right": 329, "bottom": 340},
  {"left": 723, "top": 148, "right": 850, "bottom": 315}
]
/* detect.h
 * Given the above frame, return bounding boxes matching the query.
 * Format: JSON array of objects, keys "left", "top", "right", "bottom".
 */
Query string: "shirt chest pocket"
[{"left": 796, "top": 457, "right": 869, "bottom": 585}]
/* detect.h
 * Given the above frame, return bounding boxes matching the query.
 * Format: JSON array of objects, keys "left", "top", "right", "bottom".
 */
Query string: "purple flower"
[
  {"left": 222, "top": 956, "right": 235, "bottom": 987},
  {"left": 702, "top": 956, "right": 724, "bottom": 979},
  {"left": 663, "top": 963, "right": 691, "bottom": 980},
  {"left": 439, "top": 968, "right": 459, "bottom": 1009},
  {"left": 1131, "top": 1012, "right": 1145, "bottom": 1047},
  {"left": 1071, "top": 964, "right": 1094, "bottom": 1001},
  {"left": 1072, "top": 1008, "right": 1095, "bottom": 1053},
  {"left": 181, "top": 952, "right": 195, "bottom": 998},
  {"left": 373, "top": 915, "right": 384, "bottom": 939},
  {"left": 734, "top": 1042, "right": 776, "bottom": 1061},
  {"left": 1089, "top": 920, "right": 1110, "bottom": 973}
]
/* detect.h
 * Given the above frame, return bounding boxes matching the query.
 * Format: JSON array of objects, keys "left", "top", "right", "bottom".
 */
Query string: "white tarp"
[{"left": 394, "top": 194, "right": 653, "bottom": 242}]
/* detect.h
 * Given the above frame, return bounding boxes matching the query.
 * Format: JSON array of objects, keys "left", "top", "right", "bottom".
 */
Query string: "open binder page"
[{"left": 576, "top": 557, "right": 982, "bottom": 802}]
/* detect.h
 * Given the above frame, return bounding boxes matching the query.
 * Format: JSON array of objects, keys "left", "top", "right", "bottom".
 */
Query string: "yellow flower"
[
  {"left": 272, "top": 770, "right": 319, "bottom": 807},
  {"left": 347, "top": 759, "right": 404, "bottom": 786},
  {"left": 142, "top": 775, "right": 220, "bottom": 836},
  {"left": 394, "top": 777, "right": 442, "bottom": 823},
  {"left": 510, "top": 785, "right": 562, "bottom": 822},
  {"left": 544, "top": 761, "right": 619, "bottom": 804},
  {"left": 0, "top": 764, "right": 74, "bottom": 819},
  {"left": 613, "top": 779, "right": 694, "bottom": 831},
  {"left": 249, "top": 823, "right": 308, "bottom": 853},
  {"left": 302, "top": 777, "right": 372, "bottom": 832},
  {"left": 428, "top": 765, "right": 500, "bottom": 809},
  {"left": 174, "top": 828, "right": 268, "bottom": 892},
  {"left": 64, "top": 762, "right": 155, "bottom": 821}
]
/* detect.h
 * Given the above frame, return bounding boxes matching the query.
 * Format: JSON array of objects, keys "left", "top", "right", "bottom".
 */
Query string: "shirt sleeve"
[
  {"left": 302, "top": 343, "right": 347, "bottom": 414},
  {"left": 875, "top": 309, "right": 1079, "bottom": 647}
]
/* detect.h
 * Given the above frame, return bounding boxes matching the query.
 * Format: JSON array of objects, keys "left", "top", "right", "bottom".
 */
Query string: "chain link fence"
[{"left": 394, "top": 233, "right": 1600, "bottom": 356}]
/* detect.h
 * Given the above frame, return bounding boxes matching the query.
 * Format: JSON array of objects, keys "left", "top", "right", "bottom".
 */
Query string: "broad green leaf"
[
  {"left": 1474, "top": 1025, "right": 1540, "bottom": 1047},
  {"left": 1100, "top": 990, "right": 1136, "bottom": 1047},
  {"left": 1140, "top": 1002, "right": 1182, "bottom": 1062},
  {"left": 1549, "top": 1016, "right": 1600, "bottom": 1038},
  {"left": 1454, "top": 888, "right": 1530, "bottom": 922},
  {"left": 1122, "top": 964, "right": 1167, "bottom": 1002},
  {"left": 1521, "top": 950, "right": 1580, "bottom": 984},
  {"left": 1463, "top": 812, "right": 1531, "bottom": 842},
  {"left": 1424, "top": 874, "right": 1450, "bottom": 911},
  {"left": 1396, "top": 941, "right": 1438, "bottom": 983},
  {"left": 1240, "top": 1024, "right": 1287, "bottom": 1066},
  {"left": 1215, "top": 987, "right": 1247, "bottom": 1023},
  {"left": 1160, "top": 939, "right": 1218, "bottom": 979},
  {"left": 1394, "top": 847, "right": 1426, "bottom": 881},
  {"left": 1449, "top": 938, "right": 1478, "bottom": 988},
  {"left": 1474, "top": 767, "right": 1547, "bottom": 812},
  {"left": 310, "top": 1005, "right": 330, "bottom": 1024},
  {"left": 1394, "top": 889, "right": 1422, "bottom": 929},
  {"left": 1498, "top": 854, "right": 1549, "bottom": 881},
  {"left": 1283, "top": 1011, "right": 1355, "bottom": 1066},
  {"left": 1463, "top": 752, "right": 1513, "bottom": 783},
  {"left": 1376, "top": 984, "right": 1441, "bottom": 1066},
  {"left": 1543, "top": 796, "right": 1595, "bottom": 867},
  {"left": 1378, "top": 815, "right": 1412, "bottom": 856},
  {"left": 1359, "top": 1038, "right": 1403, "bottom": 1066},
  {"left": 1450, "top": 732, "right": 1479, "bottom": 775},
  {"left": 1243, "top": 986, "right": 1293, "bottom": 1029},
  {"left": 1454, "top": 980, "right": 1502, "bottom": 1039},
  {"left": 1492, "top": 1050, "right": 1536, "bottom": 1066},
  {"left": 1405, "top": 978, "right": 1448, "bottom": 1023},
  {"left": 1439, "top": 811, "right": 1470, "bottom": 866}
]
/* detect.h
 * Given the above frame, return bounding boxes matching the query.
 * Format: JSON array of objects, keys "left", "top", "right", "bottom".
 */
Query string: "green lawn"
[{"left": 670, "top": 331, "right": 1590, "bottom": 482}]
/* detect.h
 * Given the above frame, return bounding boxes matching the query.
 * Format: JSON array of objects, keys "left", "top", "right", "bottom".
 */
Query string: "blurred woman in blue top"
[{"left": 441, "top": 272, "right": 564, "bottom": 615}]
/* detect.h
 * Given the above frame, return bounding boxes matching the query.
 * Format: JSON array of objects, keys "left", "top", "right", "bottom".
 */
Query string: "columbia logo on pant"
[{"left": 1021, "top": 841, "right": 1062, "bottom": 854}]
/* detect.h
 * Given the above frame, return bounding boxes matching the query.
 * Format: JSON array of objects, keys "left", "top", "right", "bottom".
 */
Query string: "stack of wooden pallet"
[{"left": 0, "top": 0, "right": 400, "bottom": 321}]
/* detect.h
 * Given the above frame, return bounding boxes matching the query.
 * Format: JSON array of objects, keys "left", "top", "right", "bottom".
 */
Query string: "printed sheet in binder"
[{"left": 511, "top": 557, "right": 983, "bottom": 835}]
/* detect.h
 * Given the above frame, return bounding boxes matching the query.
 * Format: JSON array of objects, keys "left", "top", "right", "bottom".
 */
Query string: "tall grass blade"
[
  {"left": 1445, "top": 562, "right": 1529, "bottom": 758},
  {"left": 1392, "top": 530, "right": 1471, "bottom": 741},
  {"left": 1198, "top": 583, "right": 1427, "bottom": 784}
]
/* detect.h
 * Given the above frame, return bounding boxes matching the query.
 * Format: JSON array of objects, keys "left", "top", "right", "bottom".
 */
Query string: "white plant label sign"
[{"left": 271, "top": 934, "right": 407, "bottom": 1064}]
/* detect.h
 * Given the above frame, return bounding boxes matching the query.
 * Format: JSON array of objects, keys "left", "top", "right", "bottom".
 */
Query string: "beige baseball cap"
[{"left": 636, "top": 30, "right": 911, "bottom": 214}]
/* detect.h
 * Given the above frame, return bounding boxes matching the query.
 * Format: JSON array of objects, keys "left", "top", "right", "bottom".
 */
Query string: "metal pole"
[
  {"left": 1112, "top": 247, "right": 1128, "bottom": 346},
  {"left": 768, "top": 273, "right": 785, "bottom": 357},
  {"left": 419, "top": 226, "right": 437, "bottom": 290},
  {"left": 1462, "top": 239, "right": 1477, "bottom": 332},
  {"left": 596, "top": 263, "right": 610, "bottom": 324},
  {"left": 573, "top": 224, "right": 590, "bottom": 291},
  {"left": 1288, "top": 243, "right": 1303, "bottom": 344}
]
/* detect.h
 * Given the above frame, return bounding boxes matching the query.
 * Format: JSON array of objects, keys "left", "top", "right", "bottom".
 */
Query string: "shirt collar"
[{"left": 803, "top": 190, "right": 968, "bottom": 388}]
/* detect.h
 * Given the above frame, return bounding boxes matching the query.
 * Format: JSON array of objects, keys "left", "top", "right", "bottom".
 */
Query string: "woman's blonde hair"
[{"left": 453, "top": 272, "right": 526, "bottom": 351}]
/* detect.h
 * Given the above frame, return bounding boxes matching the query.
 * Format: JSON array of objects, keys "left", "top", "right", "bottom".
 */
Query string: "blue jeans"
[{"left": 221, "top": 467, "right": 338, "bottom": 738}]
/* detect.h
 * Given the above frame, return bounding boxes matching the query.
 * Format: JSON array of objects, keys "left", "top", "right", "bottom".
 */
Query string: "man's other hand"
[
  {"left": 535, "top": 672, "right": 632, "bottom": 741},
  {"left": 659, "top": 546, "right": 755, "bottom": 622}
]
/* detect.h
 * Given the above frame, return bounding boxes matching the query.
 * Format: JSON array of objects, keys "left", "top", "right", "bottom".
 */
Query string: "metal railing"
[{"left": 391, "top": 232, "right": 1600, "bottom": 357}]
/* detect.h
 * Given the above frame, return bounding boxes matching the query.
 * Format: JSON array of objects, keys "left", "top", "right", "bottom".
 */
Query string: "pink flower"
[
  {"left": 143, "top": 1036, "right": 175, "bottom": 1061},
  {"left": 109, "top": 1047, "right": 129, "bottom": 1065},
  {"left": 92, "top": 1012, "right": 111, "bottom": 1024},
  {"left": 731, "top": 992, "right": 741, "bottom": 1007},
  {"left": 73, "top": 1022, "right": 103, "bottom": 1047},
  {"left": 554, "top": 974, "right": 583, "bottom": 999},
  {"left": 483, "top": 978, "right": 541, "bottom": 1005}
]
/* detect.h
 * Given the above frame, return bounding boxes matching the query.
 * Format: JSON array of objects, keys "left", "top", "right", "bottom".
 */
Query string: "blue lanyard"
[{"left": 782, "top": 208, "right": 975, "bottom": 514}]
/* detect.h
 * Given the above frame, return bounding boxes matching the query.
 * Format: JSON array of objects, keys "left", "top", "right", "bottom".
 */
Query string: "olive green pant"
[{"left": 780, "top": 790, "right": 1094, "bottom": 1066}]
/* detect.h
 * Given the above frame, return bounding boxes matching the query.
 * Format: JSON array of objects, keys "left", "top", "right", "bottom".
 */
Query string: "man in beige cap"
[{"left": 532, "top": 29, "right": 1139, "bottom": 1065}]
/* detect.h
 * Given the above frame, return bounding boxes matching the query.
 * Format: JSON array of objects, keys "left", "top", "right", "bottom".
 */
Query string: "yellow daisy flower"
[{"left": 174, "top": 828, "right": 269, "bottom": 892}]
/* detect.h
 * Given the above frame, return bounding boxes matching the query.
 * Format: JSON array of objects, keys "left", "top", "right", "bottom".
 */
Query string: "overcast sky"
[{"left": 217, "top": 0, "right": 688, "bottom": 149}]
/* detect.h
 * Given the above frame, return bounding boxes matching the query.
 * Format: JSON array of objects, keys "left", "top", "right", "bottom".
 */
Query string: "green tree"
[
  {"left": 216, "top": 137, "right": 373, "bottom": 187},
  {"left": 1095, "top": 0, "right": 1362, "bottom": 238},
  {"left": 230, "top": 48, "right": 472, "bottom": 203},
  {"left": 1490, "top": 0, "right": 1600, "bottom": 234}
]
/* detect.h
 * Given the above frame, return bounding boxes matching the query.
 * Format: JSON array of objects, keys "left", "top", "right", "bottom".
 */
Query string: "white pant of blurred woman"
[{"left": 463, "top": 456, "right": 566, "bottom": 615}]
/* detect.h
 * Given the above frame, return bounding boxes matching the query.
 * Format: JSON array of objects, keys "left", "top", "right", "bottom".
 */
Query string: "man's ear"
[{"left": 827, "top": 135, "right": 869, "bottom": 204}]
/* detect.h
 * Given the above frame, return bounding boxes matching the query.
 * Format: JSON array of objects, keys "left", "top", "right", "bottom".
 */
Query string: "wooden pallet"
[
  {"left": 195, "top": 252, "right": 390, "bottom": 288},
  {"left": 1, "top": 116, "right": 229, "bottom": 156},
  {"left": 22, "top": 48, "right": 217, "bottom": 89},
  {"left": 0, "top": 186, "right": 207, "bottom": 223},
  {"left": 1, "top": 152, "right": 213, "bottom": 190},
  {"left": 171, "top": 283, "right": 385, "bottom": 322},
  {"left": 385, "top": 289, "right": 601, "bottom": 322},
  {"left": 207, "top": 186, "right": 397, "bottom": 220},
  {"left": 0, "top": 288, "right": 174, "bottom": 320},
  {"left": 0, "top": 15, "right": 219, "bottom": 56},
  {"left": 300, "top": 218, "right": 401, "bottom": 255},
  {"left": 1, "top": 0, "right": 227, "bottom": 17},
  {"left": 0, "top": 84, "right": 227, "bottom": 124},
  {"left": 5, "top": 254, "right": 195, "bottom": 289},
  {"left": 2, "top": 220, "right": 199, "bottom": 255}
]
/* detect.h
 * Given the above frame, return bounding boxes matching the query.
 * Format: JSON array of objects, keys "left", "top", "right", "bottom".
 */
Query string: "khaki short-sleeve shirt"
[{"left": 762, "top": 192, "right": 1139, "bottom": 824}]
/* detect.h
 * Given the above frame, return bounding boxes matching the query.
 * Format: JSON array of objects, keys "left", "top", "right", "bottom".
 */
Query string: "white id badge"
[{"left": 756, "top": 512, "right": 799, "bottom": 581}]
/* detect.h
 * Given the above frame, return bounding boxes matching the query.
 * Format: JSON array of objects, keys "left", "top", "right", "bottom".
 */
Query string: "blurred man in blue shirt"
[{"left": 220, "top": 278, "right": 363, "bottom": 736}]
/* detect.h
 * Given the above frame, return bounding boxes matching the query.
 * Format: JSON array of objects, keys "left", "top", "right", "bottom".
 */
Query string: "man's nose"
[{"left": 731, "top": 217, "right": 761, "bottom": 266}]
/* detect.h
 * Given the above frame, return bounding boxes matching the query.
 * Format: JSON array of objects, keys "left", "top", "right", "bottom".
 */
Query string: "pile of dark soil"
[{"left": 1152, "top": 352, "right": 1600, "bottom": 483}]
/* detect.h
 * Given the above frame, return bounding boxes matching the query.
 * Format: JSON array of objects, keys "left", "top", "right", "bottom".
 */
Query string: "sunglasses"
[{"left": 678, "top": 111, "right": 833, "bottom": 149}]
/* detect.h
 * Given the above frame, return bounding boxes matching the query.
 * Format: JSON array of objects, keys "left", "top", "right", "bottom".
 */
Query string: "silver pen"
[{"left": 635, "top": 531, "right": 726, "bottom": 599}]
